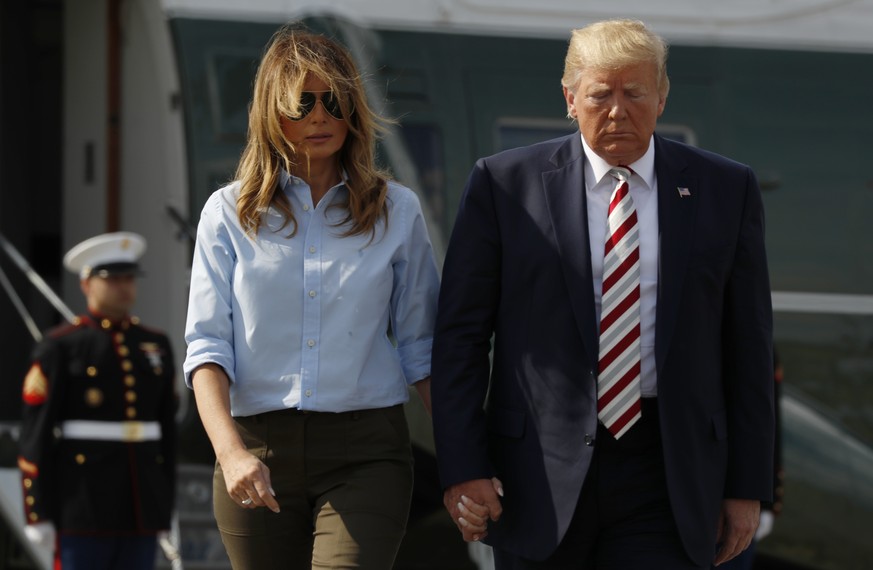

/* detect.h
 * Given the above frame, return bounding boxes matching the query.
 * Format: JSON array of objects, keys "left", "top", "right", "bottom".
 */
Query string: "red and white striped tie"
[{"left": 597, "top": 166, "right": 642, "bottom": 439}]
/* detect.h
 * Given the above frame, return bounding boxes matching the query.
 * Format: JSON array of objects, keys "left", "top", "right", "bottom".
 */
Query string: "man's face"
[
  {"left": 81, "top": 274, "right": 137, "bottom": 318},
  {"left": 564, "top": 62, "right": 666, "bottom": 166}
]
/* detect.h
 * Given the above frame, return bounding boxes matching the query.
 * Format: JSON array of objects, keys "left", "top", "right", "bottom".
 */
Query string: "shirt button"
[
  {"left": 309, "top": 246, "right": 316, "bottom": 253},
  {"left": 303, "top": 204, "right": 310, "bottom": 211},
  {"left": 584, "top": 434, "right": 595, "bottom": 446},
  {"left": 307, "top": 339, "right": 315, "bottom": 347},
  {"left": 308, "top": 290, "right": 316, "bottom": 298},
  {"left": 305, "top": 389, "right": 312, "bottom": 397}
]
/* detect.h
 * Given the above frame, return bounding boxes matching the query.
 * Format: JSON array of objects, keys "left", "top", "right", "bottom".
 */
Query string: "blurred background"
[{"left": 1, "top": 1, "right": 872, "bottom": 568}]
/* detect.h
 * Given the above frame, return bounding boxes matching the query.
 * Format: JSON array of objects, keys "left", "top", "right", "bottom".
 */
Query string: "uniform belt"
[{"left": 60, "top": 420, "right": 161, "bottom": 442}]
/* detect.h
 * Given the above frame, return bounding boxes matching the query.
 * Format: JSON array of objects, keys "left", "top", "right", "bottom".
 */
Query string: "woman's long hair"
[{"left": 235, "top": 24, "right": 390, "bottom": 238}]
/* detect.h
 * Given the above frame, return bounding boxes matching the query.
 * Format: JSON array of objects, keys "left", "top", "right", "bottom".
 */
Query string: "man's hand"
[
  {"left": 157, "top": 531, "right": 181, "bottom": 561},
  {"left": 713, "top": 498, "right": 760, "bottom": 566},
  {"left": 443, "top": 478, "right": 504, "bottom": 542},
  {"left": 24, "top": 522, "right": 55, "bottom": 549}
]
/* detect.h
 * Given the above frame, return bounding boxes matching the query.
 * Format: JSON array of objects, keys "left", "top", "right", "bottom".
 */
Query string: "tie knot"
[{"left": 609, "top": 166, "right": 632, "bottom": 183}]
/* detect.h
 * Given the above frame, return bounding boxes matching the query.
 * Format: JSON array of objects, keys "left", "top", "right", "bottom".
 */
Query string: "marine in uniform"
[{"left": 18, "top": 232, "right": 177, "bottom": 570}]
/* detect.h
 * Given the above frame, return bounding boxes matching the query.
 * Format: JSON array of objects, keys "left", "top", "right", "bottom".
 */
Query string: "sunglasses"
[{"left": 290, "top": 90, "right": 344, "bottom": 121}]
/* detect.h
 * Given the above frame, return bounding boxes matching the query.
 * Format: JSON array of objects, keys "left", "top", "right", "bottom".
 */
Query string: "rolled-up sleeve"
[
  {"left": 183, "top": 192, "right": 238, "bottom": 386},
  {"left": 390, "top": 193, "right": 440, "bottom": 384}
]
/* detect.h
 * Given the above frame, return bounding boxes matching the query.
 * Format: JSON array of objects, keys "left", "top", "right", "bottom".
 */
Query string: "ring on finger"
[{"left": 241, "top": 498, "right": 253, "bottom": 505}]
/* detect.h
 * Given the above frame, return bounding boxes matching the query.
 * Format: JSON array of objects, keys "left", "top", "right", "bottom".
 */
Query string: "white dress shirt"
[
  {"left": 582, "top": 135, "right": 659, "bottom": 396},
  {"left": 183, "top": 171, "right": 440, "bottom": 416}
]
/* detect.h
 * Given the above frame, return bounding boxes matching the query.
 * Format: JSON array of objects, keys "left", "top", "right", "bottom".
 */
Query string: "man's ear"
[{"left": 563, "top": 86, "right": 577, "bottom": 120}]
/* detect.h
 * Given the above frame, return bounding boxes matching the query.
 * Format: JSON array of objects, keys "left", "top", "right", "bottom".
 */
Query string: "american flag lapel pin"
[{"left": 677, "top": 187, "right": 691, "bottom": 197}]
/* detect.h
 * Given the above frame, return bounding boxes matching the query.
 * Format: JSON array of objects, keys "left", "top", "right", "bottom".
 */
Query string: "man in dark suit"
[
  {"left": 18, "top": 232, "right": 177, "bottom": 570},
  {"left": 431, "top": 19, "right": 774, "bottom": 569}
]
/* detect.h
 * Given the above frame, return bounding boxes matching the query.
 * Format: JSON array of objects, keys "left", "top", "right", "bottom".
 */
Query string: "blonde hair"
[
  {"left": 561, "top": 19, "right": 670, "bottom": 98},
  {"left": 235, "top": 24, "right": 390, "bottom": 238}
]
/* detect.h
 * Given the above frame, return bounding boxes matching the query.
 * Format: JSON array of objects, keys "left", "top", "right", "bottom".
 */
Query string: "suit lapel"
[
  {"left": 542, "top": 134, "right": 599, "bottom": 364},
  {"left": 654, "top": 135, "right": 698, "bottom": 376}
]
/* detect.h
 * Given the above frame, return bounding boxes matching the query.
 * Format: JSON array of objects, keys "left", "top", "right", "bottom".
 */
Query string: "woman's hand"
[
  {"left": 219, "top": 447, "right": 280, "bottom": 513},
  {"left": 191, "top": 364, "right": 280, "bottom": 513}
]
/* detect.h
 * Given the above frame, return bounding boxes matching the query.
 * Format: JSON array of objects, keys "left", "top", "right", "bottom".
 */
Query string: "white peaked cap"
[{"left": 63, "top": 232, "right": 147, "bottom": 279}]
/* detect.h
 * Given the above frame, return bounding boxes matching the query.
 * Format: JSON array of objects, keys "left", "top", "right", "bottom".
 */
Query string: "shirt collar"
[
  {"left": 280, "top": 168, "right": 349, "bottom": 189},
  {"left": 580, "top": 133, "right": 656, "bottom": 190},
  {"left": 83, "top": 310, "right": 134, "bottom": 331}
]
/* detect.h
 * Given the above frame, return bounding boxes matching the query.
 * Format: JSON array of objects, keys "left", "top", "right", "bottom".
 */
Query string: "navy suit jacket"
[{"left": 431, "top": 133, "right": 774, "bottom": 566}]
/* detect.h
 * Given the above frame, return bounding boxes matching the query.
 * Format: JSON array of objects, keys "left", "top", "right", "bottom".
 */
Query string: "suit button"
[{"left": 584, "top": 434, "right": 595, "bottom": 446}]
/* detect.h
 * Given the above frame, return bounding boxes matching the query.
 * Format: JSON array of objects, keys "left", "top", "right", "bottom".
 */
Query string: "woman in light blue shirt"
[{"left": 183, "top": 25, "right": 440, "bottom": 569}]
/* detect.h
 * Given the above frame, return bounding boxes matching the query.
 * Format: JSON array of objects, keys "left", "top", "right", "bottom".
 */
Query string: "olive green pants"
[{"left": 213, "top": 405, "right": 413, "bottom": 569}]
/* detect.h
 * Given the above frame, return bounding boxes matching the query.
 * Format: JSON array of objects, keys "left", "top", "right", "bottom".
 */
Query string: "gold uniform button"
[
  {"left": 75, "top": 454, "right": 86, "bottom": 465},
  {"left": 126, "top": 407, "right": 137, "bottom": 419},
  {"left": 25, "top": 496, "right": 35, "bottom": 506},
  {"left": 28, "top": 513, "right": 39, "bottom": 522},
  {"left": 118, "top": 346, "right": 130, "bottom": 357},
  {"left": 23, "top": 478, "right": 32, "bottom": 489},
  {"left": 125, "top": 375, "right": 136, "bottom": 387},
  {"left": 86, "top": 366, "right": 98, "bottom": 377},
  {"left": 122, "top": 360, "right": 133, "bottom": 372},
  {"left": 85, "top": 388, "right": 104, "bottom": 407},
  {"left": 125, "top": 391, "right": 137, "bottom": 403},
  {"left": 130, "top": 316, "right": 140, "bottom": 325},
  {"left": 115, "top": 333, "right": 125, "bottom": 343},
  {"left": 153, "top": 367, "right": 163, "bottom": 376},
  {"left": 101, "top": 319, "right": 112, "bottom": 329}
]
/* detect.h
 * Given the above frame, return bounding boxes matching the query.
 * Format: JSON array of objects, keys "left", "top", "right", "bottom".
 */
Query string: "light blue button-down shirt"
[{"left": 183, "top": 171, "right": 440, "bottom": 416}]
